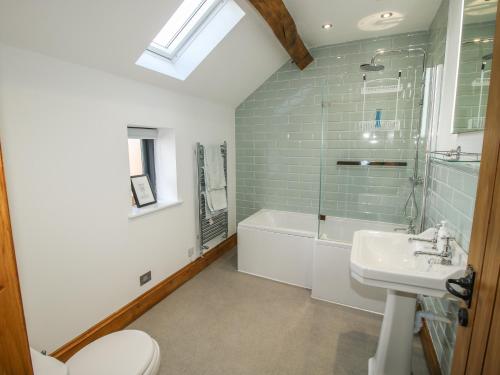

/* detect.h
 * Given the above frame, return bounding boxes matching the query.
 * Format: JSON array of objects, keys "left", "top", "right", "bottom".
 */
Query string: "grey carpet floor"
[{"left": 128, "top": 248, "right": 429, "bottom": 375}]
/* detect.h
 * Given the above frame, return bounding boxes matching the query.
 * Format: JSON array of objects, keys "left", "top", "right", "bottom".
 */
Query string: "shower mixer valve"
[{"left": 409, "top": 176, "right": 424, "bottom": 185}]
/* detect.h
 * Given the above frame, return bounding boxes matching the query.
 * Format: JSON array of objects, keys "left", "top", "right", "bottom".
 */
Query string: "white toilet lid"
[
  {"left": 30, "top": 348, "right": 69, "bottom": 375},
  {"left": 66, "top": 330, "right": 156, "bottom": 375}
]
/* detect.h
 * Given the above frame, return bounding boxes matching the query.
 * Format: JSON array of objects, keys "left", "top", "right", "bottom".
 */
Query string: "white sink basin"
[
  {"left": 350, "top": 229, "right": 468, "bottom": 375},
  {"left": 351, "top": 229, "right": 467, "bottom": 298}
]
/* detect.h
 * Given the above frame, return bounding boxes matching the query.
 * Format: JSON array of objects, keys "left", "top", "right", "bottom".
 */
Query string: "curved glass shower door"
[{"left": 318, "top": 46, "right": 429, "bottom": 240}]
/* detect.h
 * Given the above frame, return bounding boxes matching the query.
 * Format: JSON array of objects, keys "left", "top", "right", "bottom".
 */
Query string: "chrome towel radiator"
[{"left": 196, "top": 142, "right": 228, "bottom": 256}]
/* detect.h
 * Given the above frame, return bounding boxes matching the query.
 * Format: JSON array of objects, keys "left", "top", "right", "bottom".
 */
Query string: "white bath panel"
[
  {"left": 312, "top": 240, "right": 386, "bottom": 314},
  {"left": 237, "top": 226, "right": 314, "bottom": 289}
]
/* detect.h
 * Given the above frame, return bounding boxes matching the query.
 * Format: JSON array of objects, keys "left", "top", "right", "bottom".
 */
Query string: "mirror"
[{"left": 453, "top": 0, "right": 497, "bottom": 133}]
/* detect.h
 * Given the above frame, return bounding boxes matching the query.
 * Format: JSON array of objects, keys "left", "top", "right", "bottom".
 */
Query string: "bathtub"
[
  {"left": 237, "top": 210, "right": 316, "bottom": 288},
  {"left": 312, "top": 216, "right": 396, "bottom": 314},
  {"left": 237, "top": 209, "right": 399, "bottom": 314}
]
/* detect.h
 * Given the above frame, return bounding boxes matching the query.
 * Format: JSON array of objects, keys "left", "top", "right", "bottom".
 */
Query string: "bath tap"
[
  {"left": 394, "top": 227, "right": 410, "bottom": 233},
  {"left": 393, "top": 220, "right": 416, "bottom": 234},
  {"left": 408, "top": 237, "right": 436, "bottom": 244},
  {"left": 408, "top": 223, "right": 442, "bottom": 247}
]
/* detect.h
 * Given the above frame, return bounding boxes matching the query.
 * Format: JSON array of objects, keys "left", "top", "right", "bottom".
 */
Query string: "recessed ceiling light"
[
  {"left": 380, "top": 12, "right": 393, "bottom": 19},
  {"left": 322, "top": 23, "right": 333, "bottom": 29}
]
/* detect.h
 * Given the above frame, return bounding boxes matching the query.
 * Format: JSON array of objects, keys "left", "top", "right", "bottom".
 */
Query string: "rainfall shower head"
[
  {"left": 361, "top": 48, "right": 427, "bottom": 74},
  {"left": 360, "top": 63, "right": 385, "bottom": 71}
]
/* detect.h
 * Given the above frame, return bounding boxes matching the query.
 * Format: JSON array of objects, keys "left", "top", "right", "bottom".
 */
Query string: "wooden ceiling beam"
[{"left": 248, "top": 0, "right": 313, "bottom": 70}]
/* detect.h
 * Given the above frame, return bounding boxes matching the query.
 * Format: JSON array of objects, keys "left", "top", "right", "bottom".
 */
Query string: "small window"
[
  {"left": 147, "top": 0, "right": 225, "bottom": 60},
  {"left": 128, "top": 127, "right": 158, "bottom": 205}
]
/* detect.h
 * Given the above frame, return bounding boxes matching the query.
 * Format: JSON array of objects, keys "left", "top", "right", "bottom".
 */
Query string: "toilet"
[{"left": 30, "top": 330, "right": 160, "bottom": 375}]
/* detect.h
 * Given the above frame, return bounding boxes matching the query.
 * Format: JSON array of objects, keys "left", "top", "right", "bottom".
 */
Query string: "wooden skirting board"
[
  {"left": 420, "top": 319, "right": 442, "bottom": 375},
  {"left": 51, "top": 234, "right": 237, "bottom": 362}
]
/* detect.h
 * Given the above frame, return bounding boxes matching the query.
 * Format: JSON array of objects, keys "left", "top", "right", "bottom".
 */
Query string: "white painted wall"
[{"left": 0, "top": 43, "right": 236, "bottom": 353}]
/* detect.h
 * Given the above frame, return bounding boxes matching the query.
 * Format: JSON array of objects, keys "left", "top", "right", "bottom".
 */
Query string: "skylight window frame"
[{"left": 147, "top": 0, "right": 226, "bottom": 62}]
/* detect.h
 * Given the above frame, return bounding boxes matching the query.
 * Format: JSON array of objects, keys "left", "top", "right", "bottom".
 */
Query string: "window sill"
[{"left": 128, "top": 200, "right": 183, "bottom": 219}]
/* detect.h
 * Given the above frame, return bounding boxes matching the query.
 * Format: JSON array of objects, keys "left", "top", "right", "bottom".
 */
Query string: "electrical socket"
[
  {"left": 188, "top": 247, "right": 194, "bottom": 257},
  {"left": 140, "top": 271, "right": 151, "bottom": 286}
]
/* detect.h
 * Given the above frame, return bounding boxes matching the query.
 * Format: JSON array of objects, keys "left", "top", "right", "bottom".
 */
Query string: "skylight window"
[
  {"left": 136, "top": 0, "right": 244, "bottom": 80},
  {"left": 148, "top": 0, "right": 224, "bottom": 61}
]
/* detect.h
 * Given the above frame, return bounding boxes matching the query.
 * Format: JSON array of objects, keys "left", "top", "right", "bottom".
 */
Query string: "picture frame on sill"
[{"left": 131, "top": 174, "right": 156, "bottom": 208}]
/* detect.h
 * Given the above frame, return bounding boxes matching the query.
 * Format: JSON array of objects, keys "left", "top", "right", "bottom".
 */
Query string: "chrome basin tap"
[{"left": 414, "top": 236, "right": 455, "bottom": 265}]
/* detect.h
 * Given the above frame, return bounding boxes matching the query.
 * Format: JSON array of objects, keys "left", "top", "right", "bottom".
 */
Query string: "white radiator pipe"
[{"left": 414, "top": 310, "right": 452, "bottom": 334}]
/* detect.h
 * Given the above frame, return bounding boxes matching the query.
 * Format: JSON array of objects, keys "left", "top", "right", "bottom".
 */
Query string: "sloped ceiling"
[
  {"left": 0, "top": 0, "right": 288, "bottom": 107},
  {"left": 0, "top": 0, "right": 442, "bottom": 107}
]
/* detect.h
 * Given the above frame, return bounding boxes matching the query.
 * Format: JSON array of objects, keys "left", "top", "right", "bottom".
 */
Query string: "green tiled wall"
[
  {"left": 424, "top": 161, "right": 479, "bottom": 252},
  {"left": 422, "top": 160, "right": 479, "bottom": 374},
  {"left": 236, "top": 32, "right": 429, "bottom": 223},
  {"left": 427, "top": 0, "right": 449, "bottom": 67}
]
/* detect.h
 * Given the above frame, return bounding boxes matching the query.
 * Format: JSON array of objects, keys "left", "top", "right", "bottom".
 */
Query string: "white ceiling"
[
  {"left": 284, "top": 0, "right": 443, "bottom": 48},
  {"left": 0, "top": 0, "right": 443, "bottom": 107}
]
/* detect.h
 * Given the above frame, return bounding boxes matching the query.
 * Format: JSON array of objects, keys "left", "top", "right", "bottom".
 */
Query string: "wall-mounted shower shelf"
[
  {"left": 361, "top": 84, "right": 403, "bottom": 95},
  {"left": 358, "top": 120, "right": 401, "bottom": 131},
  {"left": 428, "top": 147, "right": 481, "bottom": 163},
  {"left": 337, "top": 161, "right": 407, "bottom": 167}
]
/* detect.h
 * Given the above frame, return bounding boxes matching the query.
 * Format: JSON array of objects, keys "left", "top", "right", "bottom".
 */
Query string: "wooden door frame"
[
  {"left": 451, "top": 4, "right": 500, "bottom": 374},
  {"left": 0, "top": 142, "right": 33, "bottom": 374}
]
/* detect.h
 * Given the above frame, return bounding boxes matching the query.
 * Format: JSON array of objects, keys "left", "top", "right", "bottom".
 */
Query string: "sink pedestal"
[
  {"left": 369, "top": 289, "right": 417, "bottom": 375},
  {"left": 351, "top": 230, "right": 468, "bottom": 374}
]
